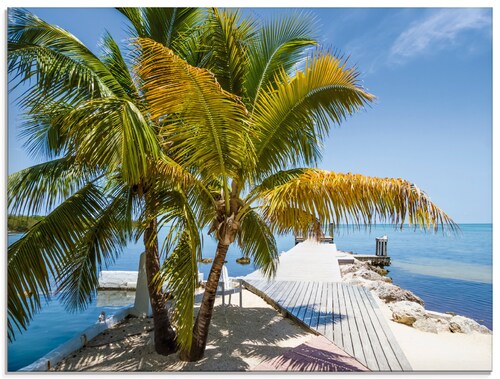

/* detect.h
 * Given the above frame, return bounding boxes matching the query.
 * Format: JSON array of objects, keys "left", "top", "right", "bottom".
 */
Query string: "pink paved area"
[{"left": 253, "top": 335, "right": 370, "bottom": 372}]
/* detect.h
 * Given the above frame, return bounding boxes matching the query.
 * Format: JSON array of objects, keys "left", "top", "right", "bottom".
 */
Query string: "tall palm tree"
[
  {"left": 135, "top": 9, "right": 456, "bottom": 361},
  {"left": 7, "top": 7, "right": 208, "bottom": 355}
]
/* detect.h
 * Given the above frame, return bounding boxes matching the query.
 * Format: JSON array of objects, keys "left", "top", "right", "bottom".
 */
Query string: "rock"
[
  {"left": 369, "top": 266, "right": 389, "bottom": 276},
  {"left": 413, "top": 318, "right": 438, "bottom": 333},
  {"left": 340, "top": 261, "right": 367, "bottom": 275},
  {"left": 343, "top": 276, "right": 375, "bottom": 289},
  {"left": 341, "top": 262, "right": 391, "bottom": 283},
  {"left": 373, "top": 282, "right": 424, "bottom": 305},
  {"left": 433, "top": 318, "right": 452, "bottom": 333},
  {"left": 389, "top": 301, "right": 425, "bottom": 326},
  {"left": 449, "top": 316, "right": 492, "bottom": 334},
  {"left": 236, "top": 257, "right": 251, "bottom": 264},
  {"left": 426, "top": 310, "right": 453, "bottom": 322},
  {"left": 355, "top": 268, "right": 392, "bottom": 283}
]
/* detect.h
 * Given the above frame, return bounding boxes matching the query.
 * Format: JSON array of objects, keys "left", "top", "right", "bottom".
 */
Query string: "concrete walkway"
[{"left": 244, "top": 241, "right": 353, "bottom": 282}]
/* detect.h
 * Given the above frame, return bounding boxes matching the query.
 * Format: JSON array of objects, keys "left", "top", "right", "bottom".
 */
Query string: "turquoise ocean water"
[{"left": 7, "top": 224, "right": 492, "bottom": 371}]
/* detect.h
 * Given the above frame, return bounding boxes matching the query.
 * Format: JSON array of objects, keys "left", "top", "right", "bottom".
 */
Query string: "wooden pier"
[
  {"left": 242, "top": 240, "right": 410, "bottom": 372},
  {"left": 295, "top": 235, "right": 334, "bottom": 244},
  {"left": 295, "top": 224, "right": 335, "bottom": 245},
  {"left": 242, "top": 279, "right": 412, "bottom": 372}
]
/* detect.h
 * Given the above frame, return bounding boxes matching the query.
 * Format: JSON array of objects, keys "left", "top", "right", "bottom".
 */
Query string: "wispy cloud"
[{"left": 390, "top": 9, "right": 491, "bottom": 63}]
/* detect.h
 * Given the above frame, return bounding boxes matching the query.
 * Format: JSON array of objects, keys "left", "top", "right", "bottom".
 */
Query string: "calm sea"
[{"left": 7, "top": 224, "right": 492, "bottom": 371}]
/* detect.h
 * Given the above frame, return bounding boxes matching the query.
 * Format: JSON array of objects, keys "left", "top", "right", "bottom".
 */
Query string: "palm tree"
[
  {"left": 134, "top": 10, "right": 456, "bottom": 361},
  {"left": 7, "top": 7, "right": 208, "bottom": 355}
]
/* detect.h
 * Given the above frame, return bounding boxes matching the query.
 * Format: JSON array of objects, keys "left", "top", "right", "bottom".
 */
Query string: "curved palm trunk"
[
  {"left": 144, "top": 217, "right": 177, "bottom": 355},
  {"left": 180, "top": 241, "right": 230, "bottom": 361}
]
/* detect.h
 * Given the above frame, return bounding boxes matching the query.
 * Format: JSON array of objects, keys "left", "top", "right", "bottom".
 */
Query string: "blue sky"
[{"left": 7, "top": 7, "right": 492, "bottom": 223}]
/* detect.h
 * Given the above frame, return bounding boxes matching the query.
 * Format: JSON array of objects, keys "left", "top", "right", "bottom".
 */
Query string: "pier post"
[
  {"left": 239, "top": 279, "right": 243, "bottom": 307},
  {"left": 376, "top": 235, "right": 388, "bottom": 256},
  {"left": 328, "top": 223, "right": 334, "bottom": 243}
]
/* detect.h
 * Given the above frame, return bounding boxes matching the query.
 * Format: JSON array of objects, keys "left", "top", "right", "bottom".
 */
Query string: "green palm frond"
[
  {"left": 145, "top": 179, "right": 203, "bottom": 258},
  {"left": 253, "top": 53, "right": 374, "bottom": 178},
  {"left": 246, "top": 11, "right": 318, "bottom": 109},
  {"left": 56, "top": 184, "right": 133, "bottom": 311},
  {"left": 8, "top": 157, "right": 99, "bottom": 216},
  {"left": 8, "top": 8, "right": 126, "bottom": 99},
  {"left": 136, "top": 38, "right": 255, "bottom": 203},
  {"left": 149, "top": 185, "right": 203, "bottom": 353},
  {"left": 203, "top": 8, "right": 257, "bottom": 97},
  {"left": 99, "top": 31, "right": 138, "bottom": 100},
  {"left": 8, "top": 183, "right": 106, "bottom": 341},
  {"left": 172, "top": 25, "right": 211, "bottom": 68},
  {"left": 18, "top": 100, "right": 71, "bottom": 160},
  {"left": 118, "top": 7, "right": 202, "bottom": 52},
  {"left": 238, "top": 210, "right": 278, "bottom": 278},
  {"left": 63, "top": 97, "right": 160, "bottom": 185},
  {"left": 154, "top": 229, "right": 200, "bottom": 352},
  {"left": 9, "top": 44, "right": 110, "bottom": 105},
  {"left": 260, "top": 169, "right": 457, "bottom": 238}
]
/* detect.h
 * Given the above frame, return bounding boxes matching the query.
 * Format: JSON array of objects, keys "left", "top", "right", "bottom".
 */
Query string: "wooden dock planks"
[{"left": 242, "top": 279, "right": 412, "bottom": 372}]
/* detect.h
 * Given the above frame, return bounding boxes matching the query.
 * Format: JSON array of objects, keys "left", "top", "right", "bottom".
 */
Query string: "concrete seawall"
[{"left": 19, "top": 306, "right": 132, "bottom": 371}]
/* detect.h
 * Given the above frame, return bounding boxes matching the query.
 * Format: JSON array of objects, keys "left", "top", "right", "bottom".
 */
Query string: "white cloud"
[{"left": 390, "top": 9, "right": 491, "bottom": 62}]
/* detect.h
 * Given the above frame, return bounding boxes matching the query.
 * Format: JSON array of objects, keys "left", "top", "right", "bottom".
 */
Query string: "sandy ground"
[
  {"left": 53, "top": 288, "right": 492, "bottom": 372},
  {"left": 53, "top": 289, "right": 315, "bottom": 372},
  {"left": 374, "top": 295, "right": 492, "bottom": 372}
]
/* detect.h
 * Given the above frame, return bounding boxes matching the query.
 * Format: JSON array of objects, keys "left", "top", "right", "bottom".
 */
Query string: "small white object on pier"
[
  {"left": 245, "top": 240, "right": 351, "bottom": 282},
  {"left": 98, "top": 271, "right": 138, "bottom": 290}
]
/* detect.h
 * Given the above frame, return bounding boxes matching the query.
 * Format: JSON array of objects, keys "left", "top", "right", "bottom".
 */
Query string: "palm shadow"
[{"left": 54, "top": 303, "right": 311, "bottom": 372}]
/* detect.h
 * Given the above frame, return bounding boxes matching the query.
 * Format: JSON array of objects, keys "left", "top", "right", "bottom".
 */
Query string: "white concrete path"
[{"left": 244, "top": 241, "right": 352, "bottom": 282}]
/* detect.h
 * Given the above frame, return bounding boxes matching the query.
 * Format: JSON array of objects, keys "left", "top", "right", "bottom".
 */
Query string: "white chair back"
[{"left": 219, "top": 265, "right": 231, "bottom": 289}]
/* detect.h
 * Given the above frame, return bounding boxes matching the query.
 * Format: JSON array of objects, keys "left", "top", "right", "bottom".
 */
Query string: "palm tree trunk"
[
  {"left": 144, "top": 217, "right": 177, "bottom": 355},
  {"left": 180, "top": 241, "right": 230, "bottom": 361}
]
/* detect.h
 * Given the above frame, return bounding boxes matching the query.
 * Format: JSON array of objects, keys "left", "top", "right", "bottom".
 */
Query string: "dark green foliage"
[{"left": 7, "top": 214, "right": 45, "bottom": 232}]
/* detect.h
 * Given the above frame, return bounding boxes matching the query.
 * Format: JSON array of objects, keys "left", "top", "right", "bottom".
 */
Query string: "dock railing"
[{"left": 294, "top": 223, "right": 334, "bottom": 245}]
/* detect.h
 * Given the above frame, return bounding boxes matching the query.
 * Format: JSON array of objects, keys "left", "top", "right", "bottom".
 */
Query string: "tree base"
[{"left": 153, "top": 327, "right": 178, "bottom": 356}]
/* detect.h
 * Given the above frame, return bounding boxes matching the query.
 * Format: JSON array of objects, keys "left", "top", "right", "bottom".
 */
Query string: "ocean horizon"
[{"left": 7, "top": 223, "right": 492, "bottom": 371}]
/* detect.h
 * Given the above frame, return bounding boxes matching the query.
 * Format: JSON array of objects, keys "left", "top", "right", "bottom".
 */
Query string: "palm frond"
[
  {"left": 8, "top": 157, "right": 99, "bottom": 216},
  {"left": 8, "top": 8, "right": 126, "bottom": 99},
  {"left": 246, "top": 11, "right": 318, "bottom": 109},
  {"left": 55, "top": 184, "right": 133, "bottom": 312},
  {"left": 245, "top": 168, "right": 308, "bottom": 202},
  {"left": 253, "top": 53, "right": 375, "bottom": 178},
  {"left": 260, "top": 169, "right": 458, "bottom": 238},
  {"left": 118, "top": 7, "right": 202, "bottom": 52},
  {"left": 136, "top": 38, "right": 255, "bottom": 201},
  {"left": 8, "top": 183, "right": 106, "bottom": 341},
  {"left": 202, "top": 8, "right": 257, "bottom": 97},
  {"left": 17, "top": 100, "right": 71, "bottom": 160},
  {"left": 172, "top": 24, "right": 211, "bottom": 68},
  {"left": 153, "top": 186, "right": 204, "bottom": 260},
  {"left": 99, "top": 31, "right": 138, "bottom": 100},
  {"left": 9, "top": 44, "right": 110, "bottom": 106},
  {"left": 154, "top": 231, "right": 199, "bottom": 352},
  {"left": 238, "top": 210, "right": 278, "bottom": 278},
  {"left": 63, "top": 97, "right": 160, "bottom": 185}
]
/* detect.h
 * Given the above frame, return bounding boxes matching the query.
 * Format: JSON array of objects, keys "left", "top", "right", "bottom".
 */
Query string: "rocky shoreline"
[{"left": 339, "top": 257, "right": 491, "bottom": 335}]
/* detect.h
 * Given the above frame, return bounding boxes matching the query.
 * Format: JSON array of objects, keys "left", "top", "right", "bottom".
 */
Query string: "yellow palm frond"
[
  {"left": 136, "top": 38, "right": 255, "bottom": 182},
  {"left": 260, "top": 169, "right": 457, "bottom": 238}
]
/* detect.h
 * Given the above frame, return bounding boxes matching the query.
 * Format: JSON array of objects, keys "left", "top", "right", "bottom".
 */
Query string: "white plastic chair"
[{"left": 217, "top": 265, "right": 242, "bottom": 307}]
